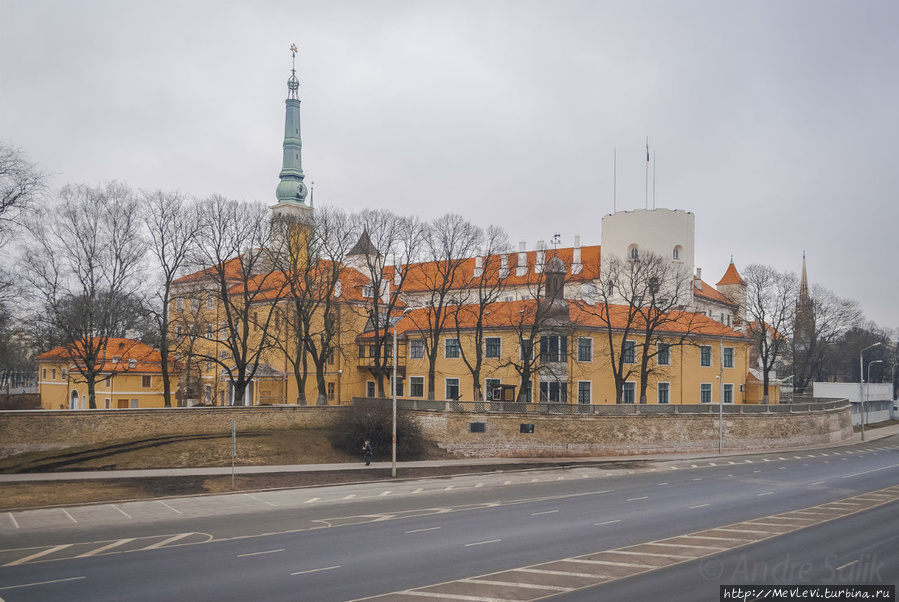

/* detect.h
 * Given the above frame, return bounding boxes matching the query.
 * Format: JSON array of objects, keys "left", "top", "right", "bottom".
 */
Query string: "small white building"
[{"left": 813, "top": 382, "right": 894, "bottom": 425}]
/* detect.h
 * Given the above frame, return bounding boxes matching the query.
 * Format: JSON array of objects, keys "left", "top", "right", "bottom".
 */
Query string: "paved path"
[{"left": 2, "top": 423, "right": 898, "bottom": 483}]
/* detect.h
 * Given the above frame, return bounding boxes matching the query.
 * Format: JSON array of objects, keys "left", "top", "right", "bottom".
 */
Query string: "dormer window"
[
  {"left": 362, "top": 283, "right": 374, "bottom": 298},
  {"left": 128, "top": 358, "right": 137, "bottom": 369},
  {"left": 112, "top": 356, "right": 121, "bottom": 364}
]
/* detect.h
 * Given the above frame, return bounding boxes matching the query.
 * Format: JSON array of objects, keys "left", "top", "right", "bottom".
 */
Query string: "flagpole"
[
  {"left": 645, "top": 136, "right": 650, "bottom": 210},
  {"left": 652, "top": 150, "right": 656, "bottom": 210},
  {"left": 613, "top": 148, "right": 617, "bottom": 213}
]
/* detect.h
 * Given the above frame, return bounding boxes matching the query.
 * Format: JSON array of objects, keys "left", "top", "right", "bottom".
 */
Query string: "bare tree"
[
  {"left": 739, "top": 264, "right": 798, "bottom": 402},
  {"left": 790, "top": 283, "right": 862, "bottom": 392},
  {"left": 406, "top": 214, "right": 483, "bottom": 400},
  {"left": 269, "top": 206, "right": 358, "bottom": 404},
  {"left": 355, "top": 209, "right": 424, "bottom": 397},
  {"left": 0, "top": 142, "right": 48, "bottom": 249},
  {"left": 188, "top": 195, "right": 285, "bottom": 406},
  {"left": 453, "top": 225, "right": 509, "bottom": 401},
  {"left": 23, "top": 182, "right": 146, "bottom": 408},
  {"left": 143, "top": 190, "right": 201, "bottom": 407}
]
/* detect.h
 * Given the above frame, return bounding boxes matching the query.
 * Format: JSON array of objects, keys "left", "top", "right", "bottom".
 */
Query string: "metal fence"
[{"left": 353, "top": 397, "right": 849, "bottom": 416}]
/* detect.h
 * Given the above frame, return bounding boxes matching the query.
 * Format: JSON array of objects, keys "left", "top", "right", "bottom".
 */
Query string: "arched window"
[
  {"left": 673, "top": 245, "right": 683, "bottom": 261},
  {"left": 628, "top": 244, "right": 639, "bottom": 260}
]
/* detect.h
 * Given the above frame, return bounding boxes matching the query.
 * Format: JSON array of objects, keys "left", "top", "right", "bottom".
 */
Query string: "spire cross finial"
[{"left": 286, "top": 43, "right": 300, "bottom": 99}]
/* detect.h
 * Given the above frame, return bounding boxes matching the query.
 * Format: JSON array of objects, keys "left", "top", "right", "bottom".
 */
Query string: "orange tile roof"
[
  {"left": 173, "top": 256, "right": 246, "bottom": 286},
  {"left": 716, "top": 262, "right": 746, "bottom": 286},
  {"left": 36, "top": 338, "right": 169, "bottom": 374},
  {"left": 694, "top": 278, "right": 736, "bottom": 306},
  {"left": 358, "top": 298, "right": 744, "bottom": 340}
]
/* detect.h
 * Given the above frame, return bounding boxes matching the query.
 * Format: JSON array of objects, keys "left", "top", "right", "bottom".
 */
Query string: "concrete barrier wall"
[
  {"left": 410, "top": 405, "right": 853, "bottom": 457},
  {"left": 0, "top": 403, "right": 852, "bottom": 458}
]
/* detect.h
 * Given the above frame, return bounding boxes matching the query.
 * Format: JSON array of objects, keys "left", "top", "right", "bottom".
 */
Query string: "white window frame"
[
  {"left": 445, "top": 377, "right": 460, "bottom": 401},
  {"left": 657, "top": 342, "right": 671, "bottom": 366},
  {"left": 723, "top": 383, "right": 734, "bottom": 404},
  {"left": 723, "top": 347, "right": 734, "bottom": 369},
  {"left": 444, "top": 338, "right": 461, "bottom": 359},
  {"left": 520, "top": 338, "right": 533, "bottom": 361},
  {"left": 485, "top": 378, "right": 501, "bottom": 400},
  {"left": 577, "top": 380, "right": 592, "bottom": 404},
  {"left": 366, "top": 381, "right": 376, "bottom": 398},
  {"left": 622, "top": 381, "right": 636, "bottom": 404},
  {"left": 657, "top": 382, "right": 670, "bottom": 404},
  {"left": 623, "top": 340, "right": 637, "bottom": 364},
  {"left": 577, "top": 337, "right": 593, "bottom": 363},
  {"left": 409, "top": 339, "right": 425, "bottom": 359},
  {"left": 700, "top": 382, "right": 713, "bottom": 403},
  {"left": 700, "top": 345, "right": 712, "bottom": 367},
  {"left": 409, "top": 375, "right": 425, "bottom": 398},
  {"left": 485, "top": 337, "right": 502, "bottom": 359}
]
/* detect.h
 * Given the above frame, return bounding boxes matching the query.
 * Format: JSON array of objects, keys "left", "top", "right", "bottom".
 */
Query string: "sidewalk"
[{"left": 2, "top": 423, "right": 897, "bottom": 483}]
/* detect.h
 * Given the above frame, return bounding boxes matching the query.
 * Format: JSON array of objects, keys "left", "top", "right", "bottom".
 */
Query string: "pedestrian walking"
[{"left": 362, "top": 440, "right": 373, "bottom": 466}]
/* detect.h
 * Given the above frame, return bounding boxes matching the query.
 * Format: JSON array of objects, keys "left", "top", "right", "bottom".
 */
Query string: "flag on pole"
[{"left": 646, "top": 137, "right": 650, "bottom": 162}]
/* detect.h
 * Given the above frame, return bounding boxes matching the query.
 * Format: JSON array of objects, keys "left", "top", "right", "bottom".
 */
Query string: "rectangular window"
[
  {"left": 622, "top": 381, "right": 636, "bottom": 404},
  {"left": 220, "top": 321, "right": 227, "bottom": 338},
  {"left": 540, "top": 335, "right": 567, "bottom": 363},
  {"left": 700, "top": 345, "right": 712, "bottom": 367},
  {"left": 42, "top": 368, "right": 47, "bottom": 379},
  {"left": 391, "top": 377, "right": 404, "bottom": 397},
  {"left": 539, "top": 381, "right": 568, "bottom": 403},
  {"left": 51, "top": 368, "right": 56, "bottom": 380},
  {"left": 520, "top": 339, "right": 533, "bottom": 361},
  {"left": 723, "top": 347, "right": 734, "bottom": 368},
  {"left": 366, "top": 381, "right": 376, "bottom": 398},
  {"left": 105, "top": 398, "right": 110, "bottom": 409},
  {"left": 362, "top": 283, "right": 374, "bottom": 298},
  {"left": 523, "top": 380, "right": 533, "bottom": 402},
  {"left": 445, "top": 377, "right": 460, "bottom": 400},
  {"left": 410, "top": 376, "right": 424, "bottom": 398},
  {"left": 485, "top": 337, "right": 501, "bottom": 359},
  {"left": 470, "top": 422, "right": 486, "bottom": 433},
  {"left": 623, "top": 340, "right": 637, "bottom": 364},
  {"left": 219, "top": 349, "right": 228, "bottom": 359},
  {"left": 445, "top": 338, "right": 460, "bottom": 359},
  {"left": 176, "top": 298, "right": 183, "bottom": 311},
  {"left": 658, "top": 382, "right": 670, "bottom": 404},
  {"left": 657, "top": 343, "right": 671, "bottom": 366},
  {"left": 326, "top": 349, "right": 334, "bottom": 365},
  {"left": 577, "top": 337, "right": 593, "bottom": 362},
  {"left": 141, "top": 375, "right": 151, "bottom": 388},
  {"left": 723, "top": 383, "right": 734, "bottom": 403},
  {"left": 700, "top": 383, "right": 712, "bottom": 403},
  {"left": 206, "top": 292, "right": 214, "bottom": 310},
  {"left": 485, "top": 378, "right": 501, "bottom": 400},
  {"left": 130, "top": 399, "right": 139, "bottom": 409},
  {"left": 61, "top": 368, "right": 67, "bottom": 380},
  {"left": 410, "top": 339, "right": 424, "bottom": 359},
  {"left": 206, "top": 324, "right": 213, "bottom": 338},
  {"left": 359, "top": 345, "right": 366, "bottom": 359},
  {"left": 206, "top": 360, "right": 212, "bottom": 371},
  {"left": 578, "top": 381, "right": 592, "bottom": 404},
  {"left": 327, "top": 381, "right": 335, "bottom": 401}
]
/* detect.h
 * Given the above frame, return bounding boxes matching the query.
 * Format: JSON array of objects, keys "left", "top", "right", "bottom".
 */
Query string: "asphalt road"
[{"left": 1, "top": 437, "right": 897, "bottom": 601}]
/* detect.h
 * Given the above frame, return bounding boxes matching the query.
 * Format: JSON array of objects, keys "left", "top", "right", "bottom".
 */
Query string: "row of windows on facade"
[
  {"left": 43, "top": 366, "right": 154, "bottom": 389},
  {"left": 627, "top": 244, "right": 684, "bottom": 261},
  {"left": 358, "top": 336, "right": 735, "bottom": 368},
  {"left": 174, "top": 294, "right": 216, "bottom": 313},
  {"left": 366, "top": 376, "right": 739, "bottom": 404}
]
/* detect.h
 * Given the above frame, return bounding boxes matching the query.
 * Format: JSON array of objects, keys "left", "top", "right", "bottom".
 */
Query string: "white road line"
[
  {"left": 0, "top": 576, "right": 86, "bottom": 591},
  {"left": 779, "top": 467, "right": 787, "bottom": 470},
  {"left": 689, "top": 504, "right": 709, "bottom": 509},
  {"left": 709, "top": 463, "right": 717, "bottom": 466},
  {"left": 557, "top": 476, "right": 565, "bottom": 480},
  {"left": 144, "top": 533, "right": 194, "bottom": 550},
  {"left": 405, "top": 527, "right": 441, "bottom": 534},
  {"left": 6, "top": 513, "right": 18, "bottom": 529},
  {"left": 461, "top": 578, "right": 573, "bottom": 592},
  {"left": 343, "top": 494, "right": 356, "bottom": 500},
  {"left": 595, "top": 519, "right": 621, "bottom": 526},
  {"left": 444, "top": 486, "right": 454, "bottom": 490},
  {"left": 531, "top": 478, "right": 539, "bottom": 482},
  {"left": 6, "top": 545, "right": 73, "bottom": 566},
  {"left": 841, "top": 463, "right": 899, "bottom": 479},
  {"left": 303, "top": 498, "right": 320, "bottom": 504},
  {"left": 811, "top": 481, "right": 826, "bottom": 485},
  {"left": 713, "top": 527, "right": 776, "bottom": 535},
  {"left": 379, "top": 491, "right": 392, "bottom": 496},
  {"left": 246, "top": 494, "right": 278, "bottom": 507},
  {"left": 61, "top": 509, "right": 77, "bottom": 524},
  {"left": 412, "top": 488, "right": 423, "bottom": 493},
  {"left": 657, "top": 483, "right": 669, "bottom": 486},
  {"left": 238, "top": 549, "right": 284, "bottom": 558},
  {"left": 670, "top": 466, "right": 679, "bottom": 470},
  {"left": 158, "top": 501, "right": 182, "bottom": 514},
  {"left": 763, "top": 459, "right": 771, "bottom": 462},
  {"left": 836, "top": 559, "right": 859, "bottom": 571},
  {"left": 567, "top": 558, "right": 651, "bottom": 568},
  {"left": 475, "top": 483, "right": 483, "bottom": 488},
  {"left": 691, "top": 464, "right": 699, "bottom": 468},
  {"left": 757, "top": 492, "right": 774, "bottom": 497},
  {"left": 626, "top": 496, "right": 648, "bottom": 501},
  {"left": 465, "top": 539, "right": 501, "bottom": 547},
  {"left": 745, "top": 460, "right": 753, "bottom": 463},
  {"left": 112, "top": 505, "right": 132, "bottom": 518},
  {"left": 76, "top": 538, "right": 135, "bottom": 558},
  {"left": 612, "top": 550, "right": 694, "bottom": 560},
  {"left": 687, "top": 535, "right": 753, "bottom": 542},
  {"left": 395, "top": 591, "right": 516, "bottom": 601},
  {"left": 517, "top": 567, "right": 612, "bottom": 579},
  {"left": 291, "top": 565, "right": 340, "bottom": 576},
  {"left": 504, "top": 480, "right": 512, "bottom": 485},
  {"left": 532, "top": 510, "right": 558, "bottom": 516},
  {"left": 753, "top": 470, "right": 761, "bottom": 473},
  {"left": 653, "top": 542, "right": 726, "bottom": 551},
  {"left": 728, "top": 461, "right": 736, "bottom": 464},
  {"left": 693, "top": 478, "right": 702, "bottom": 481}
]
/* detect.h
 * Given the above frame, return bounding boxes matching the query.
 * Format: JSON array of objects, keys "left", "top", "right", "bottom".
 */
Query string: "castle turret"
[{"left": 272, "top": 44, "right": 312, "bottom": 224}]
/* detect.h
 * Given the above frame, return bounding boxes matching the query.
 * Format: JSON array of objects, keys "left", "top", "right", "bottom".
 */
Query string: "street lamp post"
[
  {"left": 391, "top": 309, "right": 412, "bottom": 478},
  {"left": 866, "top": 359, "right": 883, "bottom": 432},
  {"left": 859, "top": 342, "right": 882, "bottom": 441},
  {"left": 891, "top": 363, "right": 898, "bottom": 421}
]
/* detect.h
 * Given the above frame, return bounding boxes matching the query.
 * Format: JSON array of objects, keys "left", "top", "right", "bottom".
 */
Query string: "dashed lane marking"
[
  {"left": 0, "top": 576, "right": 86, "bottom": 591},
  {"left": 688, "top": 504, "right": 709, "bottom": 509},
  {"left": 532, "top": 510, "right": 558, "bottom": 516},
  {"left": 595, "top": 520, "right": 621, "bottom": 526},
  {"left": 112, "top": 505, "right": 132, "bottom": 518},
  {"left": 246, "top": 494, "right": 278, "bottom": 507},
  {"left": 6, "top": 513, "right": 18, "bottom": 529},
  {"left": 61, "top": 509, "right": 77, "bottom": 524},
  {"left": 6, "top": 545, "right": 72, "bottom": 566},
  {"left": 626, "top": 496, "right": 648, "bottom": 502},
  {"left": 158, "top": 500, "right": 182, "bottom": 514},
  {"left": 464, "top": 539, "right": 501, "bottom": 547},
  {"left": 75, "top": 538, "right": 134, "bottom": 558},
  {"left": 291, "top": 565, "right": 340, "bottom": 576},
  {"left": 352, "top": 485, "right": 899, "bottom": 601},
  {"left": 238, "top": 549, "right": 284, "bottom": 558},
  {"left": 143, "top": 532, "right": 197, "bottom": 550},
  {"left": 405, "top": 527, "right": 441, "bottom": 534},
  {"left": 304, "top": 497, "right": 320, "bottom": 504}
]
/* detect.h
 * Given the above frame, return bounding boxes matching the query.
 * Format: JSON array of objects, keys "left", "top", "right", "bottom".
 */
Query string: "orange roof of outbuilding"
[
  {"left": 717, "top": 261, "right": 746, "bottom": 286},
  {"left": 36, "top": 338, "right": 168, "bottom": 374}
]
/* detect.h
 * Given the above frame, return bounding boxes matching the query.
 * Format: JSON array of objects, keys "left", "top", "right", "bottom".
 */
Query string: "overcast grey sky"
[{"left": 2, "top": 1, "right": 897, "bottom": 329}]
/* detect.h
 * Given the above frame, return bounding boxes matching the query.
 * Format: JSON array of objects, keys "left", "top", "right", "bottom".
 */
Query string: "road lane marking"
[
  {"left": 613, "top": 550, "right": 694, "bottom": 560},
  {"left": 532, "top": 510, "right": 558, "bottom": 516},
  {"left": 444, "top": 486, "right": 454, "bottom": 490},
  {"left": 6, "top": 545, "right": 73, "bottom": 566},
  {"left": 291, "top": 565, "right": 340, "bottom": 576},
  {"left": 0, "top": 576, "right": 86, "bottom": 591},
  {"left": 757, "top": 492, "right": 774, "bottom": 496},
  {"left": 343, "top": 494, "right": 356, "bottom": 500},
  {"left": 841, "top": 463, "right": 899, "bottom": 479},
  {"left": 812, "top": 481, "right": 826, "bottom": 485},
  {"left": 689, "top": 504, "right": 709, "bottom": 509},
  {"left": 626, "top": 496, "right": 648, "bottom": 501},
  {"left": 304, "top": 498, "right": 320, "bottom": 504},
  {"left": 517, "top": 567, "right": 612, "bottom": 579},
  {"left": 112, "top": 505, "right": 132, "bottom": 518},
  {"left": 475, "top": 483, "right": 483, "bottom": 488},
  {"left": 405, "top": 527, "right": 441, "bottom": 534},
  {"left": 76, "top": 538, "right": 135, "bottom": 558},
  {"left": 653, "top": 542, "right": 726, "bottom": 551},
  {"left": 158, "top": 501, "right": 182, "bottom": 514},
  {"left": 6, "top": 513, "right": 18, "bottom": 529},
  {"left": 567, "top": 558, "right": 651, "bottom": 568},
  {"left": 238, "top": 549, "right": 284, "bottom": 558},
  {"left": 246, "top": 494, "right": 278, "bottom": 507},
  {"left": 379, "top": 491, "right": 392, "bottom": 496},
  {"left": 412, "top": 488, "right": 423, "bottom": 493},
  {"left": 61, "top": 509, "right": 77, "bottom": 524},
  {"left": 465, "top": 539, "right": 501, "bottom": 547},
  {"left": 595, "top": 520, "right": 621, "bottom": 526},
  {"left": 657, "top": 482, "right": 668, "bottom": 486},
  {"left": 836, "top": 559, "right": 859, "bottom": 571},
  {"left": 144, "top": 533, "right": 194, "bottom": 550},
  {"left": 461, "top": 578, "right": 573, "bottom": 592},
  {"left": 504, "top": 480, "right": 512, "bottom": 485}
]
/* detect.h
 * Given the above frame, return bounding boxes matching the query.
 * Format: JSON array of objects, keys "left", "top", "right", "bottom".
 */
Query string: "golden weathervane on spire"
[{"left": 290, "top": 43, "right": 298, "bottom": 54}]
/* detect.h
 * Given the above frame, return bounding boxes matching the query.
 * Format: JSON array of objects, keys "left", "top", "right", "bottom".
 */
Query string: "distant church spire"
[
  {"left": 275, "top": 43, "right": 309, "bottom": 208},
  {"left": 799, "top": 250, "right": 810, "bottom": 304}
]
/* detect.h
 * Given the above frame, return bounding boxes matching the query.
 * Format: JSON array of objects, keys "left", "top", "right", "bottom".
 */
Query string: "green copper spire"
[{"left": 276, "top": 43, "right": 308, "bottom": 206}]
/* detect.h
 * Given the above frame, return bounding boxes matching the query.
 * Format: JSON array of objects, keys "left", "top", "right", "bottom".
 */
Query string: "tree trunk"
[{"left": 87, "top": 378, "right": 97, "bottom": 409}]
